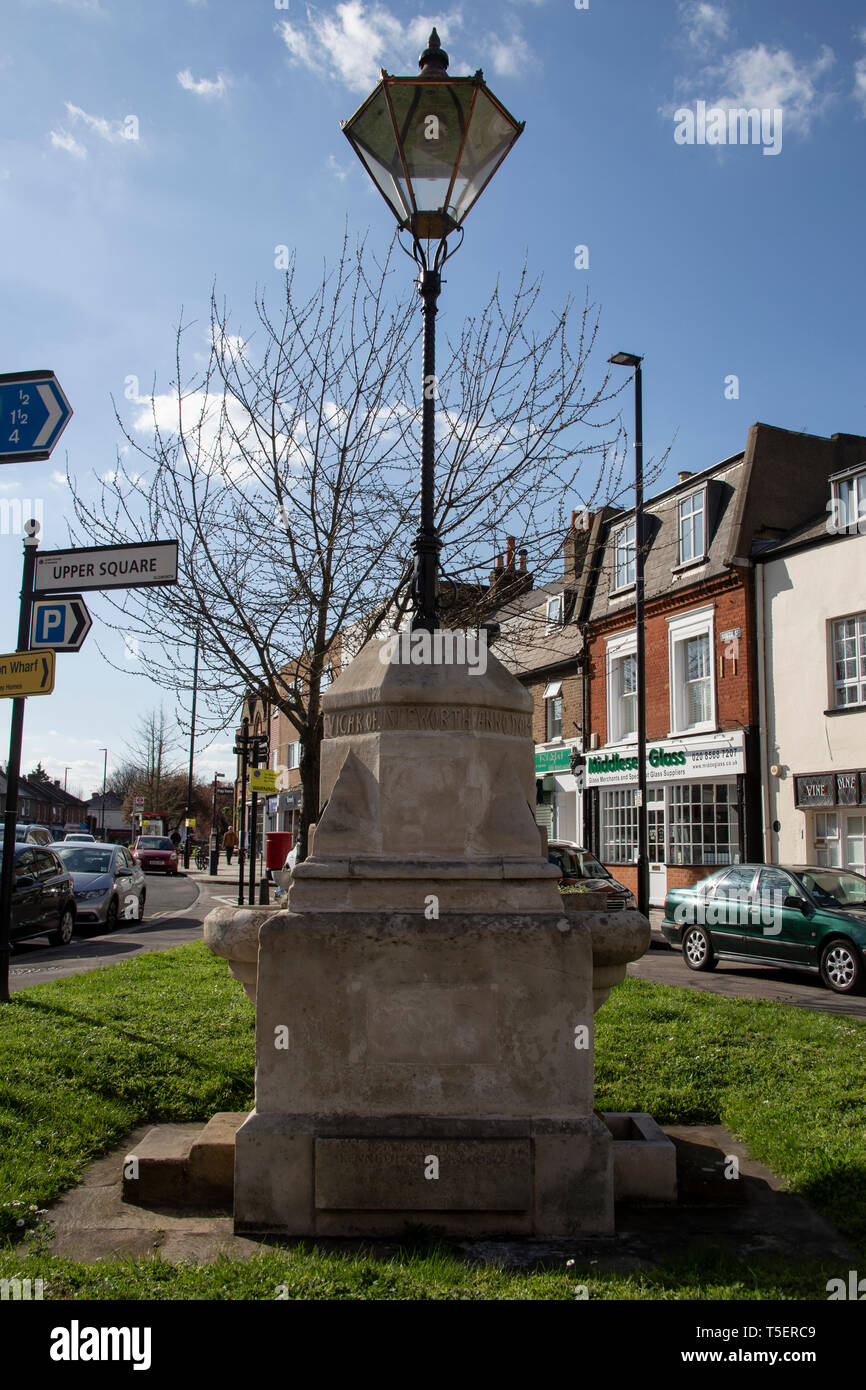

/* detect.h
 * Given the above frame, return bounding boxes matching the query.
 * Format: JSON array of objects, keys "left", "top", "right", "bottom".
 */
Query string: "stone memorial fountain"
[{"left": 203, "top": 635, "right": 652, "bottom": 1237}]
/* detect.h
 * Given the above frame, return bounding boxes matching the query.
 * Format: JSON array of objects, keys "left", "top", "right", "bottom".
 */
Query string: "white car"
[{"left": 63, "top": 832, "right": 96, "bottom": 842}]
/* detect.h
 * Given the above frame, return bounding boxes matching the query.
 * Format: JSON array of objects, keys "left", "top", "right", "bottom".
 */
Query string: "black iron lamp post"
[
  {"left": 342, "top": 29, "right": 524, "bottom": 631},
  {"left": 608, "top": 351, "right": 649, "bottom": 918}
]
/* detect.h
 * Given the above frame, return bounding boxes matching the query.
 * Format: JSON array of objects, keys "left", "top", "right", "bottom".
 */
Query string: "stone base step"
[{"left": 122, "top": 1113, "right": 247, "bottom": 1207}]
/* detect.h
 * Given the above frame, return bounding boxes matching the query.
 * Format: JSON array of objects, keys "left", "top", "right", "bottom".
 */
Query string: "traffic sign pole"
[{"left": 0, "top": 523, "right": 40, "bottom": 1002}]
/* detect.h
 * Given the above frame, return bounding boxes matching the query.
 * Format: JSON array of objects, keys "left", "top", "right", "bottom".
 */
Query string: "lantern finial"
[{"left": 418, "top": 28, "right": 449, "bottom": 76}]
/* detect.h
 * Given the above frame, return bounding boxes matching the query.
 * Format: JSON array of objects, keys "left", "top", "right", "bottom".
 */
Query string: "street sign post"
[
  {"left": 0, "top": 371, "right": 72, "bottom": 463},
  {"left": 30, "top": 595, "right": 92, "bottom": 652},
  {"left": 1, "top": 526, "right": 179, "bottom": 1002},
  {"left": 250, "top": 768, "right": 278, "bottom": 795},
  {"left": 34, "top": 540, "right": 179, "bottom": 593},
  {"left": 0, "top": 650, "right": 54, "bottom": 697}
]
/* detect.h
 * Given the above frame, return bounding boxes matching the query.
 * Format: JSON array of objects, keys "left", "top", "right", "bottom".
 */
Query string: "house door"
[{"left": 648, "top": 786, "right": 667, "bottom": 906}]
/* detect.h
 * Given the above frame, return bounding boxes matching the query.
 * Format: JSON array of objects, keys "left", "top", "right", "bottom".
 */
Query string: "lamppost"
[
  {"left": 99, "top": 748, "right": 108, "bottom": 841},
  {"left": 63, "top": 767, "right": 70, "bottom": 793},
  {"left": 183, "top": 627, "right": 200, "bottom": 869},
  {"left": 608, "top": 352, "right": 648, "bottom": 918},
  {"left": 342, "top": 28, "right": 524, "bottom": 631},
  {"left": 210, "top": 772, "right": 224, "bottom": 876}
]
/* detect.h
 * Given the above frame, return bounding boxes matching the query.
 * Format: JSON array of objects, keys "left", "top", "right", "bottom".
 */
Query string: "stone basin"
[{"left": 203, "top": 901, "right": 650, "bottom": 1013}]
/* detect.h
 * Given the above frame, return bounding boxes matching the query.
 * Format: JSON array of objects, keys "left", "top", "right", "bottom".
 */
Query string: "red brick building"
[{"left": 579, "top": 423, "right": 866, "bottom": 903}]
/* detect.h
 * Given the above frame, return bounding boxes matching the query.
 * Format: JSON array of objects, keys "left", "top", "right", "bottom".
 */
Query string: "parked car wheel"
[
  {"left": 138, "top": 891, "right": 146, "bottom": 920},
  {"left": 682, "top": 924, "right": 717, "bottom": 972},
  {"left": 820, "top": 939, "right": 864, "bottom": 994},
  {"left": 105, "top": 897, "right": 119, "bottom": 931},
  {"left": 50, "top": 906, "right": 75, "bottom": 947}
]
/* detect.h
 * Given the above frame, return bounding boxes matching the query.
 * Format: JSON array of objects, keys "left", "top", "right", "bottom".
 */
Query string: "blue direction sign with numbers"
[{"left": 0, "top": 370, "right": 72, "bottom": 463}]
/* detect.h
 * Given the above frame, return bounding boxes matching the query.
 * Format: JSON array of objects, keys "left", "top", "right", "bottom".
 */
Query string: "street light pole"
[
  {"left": 183, "top": 627, "right": 200, "bottom": 869},
  {"left": 210, "top": 772, "right": 224, "bottom": 876},
  {"left": 414, "top": 266, "right": 442, "bottom": 633},
  {"left": 63, "top": 767, "right": 70, "bottom": 793},
  {"left": 100, "top": 748, "right": 108, "bottom": 841},
  {"left": 608, "top": 352, "right": 649, "bottom": 918},
  {"left": 341, "top": 28, "right": 523, "bottom": 634}
]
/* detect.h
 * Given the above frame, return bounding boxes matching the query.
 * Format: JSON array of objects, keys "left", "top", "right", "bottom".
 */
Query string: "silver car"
[{"left": 53, "top": 841, "right": 146, "bottom": 928}]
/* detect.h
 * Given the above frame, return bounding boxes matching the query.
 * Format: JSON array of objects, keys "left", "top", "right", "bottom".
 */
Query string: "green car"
[{"left": 661, "top": 864, "right": 866, "bottom": 995}]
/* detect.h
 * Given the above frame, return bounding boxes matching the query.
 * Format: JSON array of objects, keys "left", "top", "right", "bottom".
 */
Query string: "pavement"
[{"left": 44, "top": 1121, "right": 856, "bottom": 1273}]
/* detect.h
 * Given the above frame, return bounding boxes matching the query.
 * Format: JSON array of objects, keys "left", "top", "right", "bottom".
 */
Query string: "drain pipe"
[{"left": 754, "top": 563, "right": 774, "bottom": 862}]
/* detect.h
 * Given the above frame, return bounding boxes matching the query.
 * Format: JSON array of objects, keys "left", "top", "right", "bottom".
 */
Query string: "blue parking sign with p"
[
  {"left": 30, "top": 594, "right": 91, "bottom": 653},
  {"left": 34, "top": 605, "right": 66, "bottom": 644}
]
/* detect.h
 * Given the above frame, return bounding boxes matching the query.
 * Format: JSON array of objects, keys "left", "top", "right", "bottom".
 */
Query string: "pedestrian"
[
  {"left": 169, "top": 828, "right": 181, "bottom": 850},
  {"left": 222, "top": 826, "right": 238, "bottom": 865}
]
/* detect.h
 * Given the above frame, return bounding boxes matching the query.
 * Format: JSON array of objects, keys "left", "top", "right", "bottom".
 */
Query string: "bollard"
[{"left": 258, "top": 876, "right": 270, "bottom": 905}]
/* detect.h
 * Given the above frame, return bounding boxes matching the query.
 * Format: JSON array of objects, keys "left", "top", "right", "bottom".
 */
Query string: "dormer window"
[
  {"left": 546, "top": 594, "right": 564, "bottom": 629},
  {"left": 830, "top": 466, "right": 866, "bottom": 535},
  {"left": 613, "top": 521, "right": 636, "bottom": 591},
  {"left": 678, "top": 489, "right": 705, "bottom": 564}
]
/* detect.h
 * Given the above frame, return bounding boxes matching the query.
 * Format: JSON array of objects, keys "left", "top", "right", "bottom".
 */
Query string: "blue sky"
[{"left": 1, "top": 0, "right": 864, "bottom": 796}]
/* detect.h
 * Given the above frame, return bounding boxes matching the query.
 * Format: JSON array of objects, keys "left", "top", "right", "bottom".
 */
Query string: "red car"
[{"left": 132, "top": 835, "right": 179, "bottom": 875}]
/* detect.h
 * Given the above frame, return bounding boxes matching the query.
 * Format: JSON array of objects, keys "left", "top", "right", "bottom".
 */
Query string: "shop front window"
[
  {"left": 845, "top": 815, "right": 866, "bottom": 875},
  {"left": 668, "top": 783, "right": 737, "bottom": 866},
  {"left": 814, "top": 812, "right": 841, "bottom": 867},
  {"left": 601, "top": 788, "right": 637, "bottom": 863}
]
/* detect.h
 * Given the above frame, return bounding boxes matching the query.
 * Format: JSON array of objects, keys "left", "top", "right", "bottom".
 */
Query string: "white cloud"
[
  {"left": 707, "top": 42, "right": 834, "bottom": 134},
  {"left": 855, "top": 29, "right": 866, "bottom": 116},
  {"left": 50, "top": 128, "right": 87, "bottom": 159},
  {"left": 66, "top": 102, "right": 139, "bottom": 143},
  {"left": 177, "top": 68, "right": 228, "bottom": 98},
  {"left": 678, "top": 1, "right": 731, "bottom": 55},
  {"left": 668, "top": 35, "right": 835, "bottom": 138},
  {"left": 326, "top": 153, "right": 349, "bottom": 181},
  {"left": 277, "top": 4, "right": 466, "bottom": 93},
  {"left": 44, "top": 0, "right": 106, "bottom": 13},
  {"left": 50, "top": 470, "right": 69, "bottom": 487},
  {"left": 489, "top": 34, "right": 522, "bottom": 78},
  {"left": 50, "top": 104, "right": 139, "bottom": 157}
]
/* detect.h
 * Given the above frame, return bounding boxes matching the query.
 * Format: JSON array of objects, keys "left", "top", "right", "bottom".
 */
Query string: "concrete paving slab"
[{"left": 40, "top": 1120, "right": 858, "bottom": 1271}]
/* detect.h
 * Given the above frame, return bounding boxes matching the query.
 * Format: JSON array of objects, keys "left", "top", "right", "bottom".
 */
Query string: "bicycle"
[{"left": 194, "top": 844, "right": 208, "bottom": 871}]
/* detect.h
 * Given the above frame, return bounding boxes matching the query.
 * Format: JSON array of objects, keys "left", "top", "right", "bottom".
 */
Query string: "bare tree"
[{"left": 69, "top": 230, "right": 629, "bottom": 858}]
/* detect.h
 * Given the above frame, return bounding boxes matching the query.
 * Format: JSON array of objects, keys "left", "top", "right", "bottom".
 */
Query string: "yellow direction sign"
[
  {"left": 250, "top": 768, "right": 278, "bottom": 794},
  {"left": 0, "top": 649, "right": 55, "bottom": 697}
]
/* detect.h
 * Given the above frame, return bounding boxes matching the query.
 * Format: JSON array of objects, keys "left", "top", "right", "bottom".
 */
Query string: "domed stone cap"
[{"left": 322, "top": 633, "right": 532, "bottom": 716}]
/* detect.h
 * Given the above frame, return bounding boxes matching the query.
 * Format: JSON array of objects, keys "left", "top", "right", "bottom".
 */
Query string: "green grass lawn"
[{"left": 1, "top": 941, "right": 864, "bottom": 1299}]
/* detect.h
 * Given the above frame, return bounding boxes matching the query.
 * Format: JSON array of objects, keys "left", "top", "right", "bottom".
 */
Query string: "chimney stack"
[
  {"left": 678, "top": 471, "right": 693, "bottom": 483},
  {"left": 518, "top": 548, "right": 527, "bottom": 573},
  {"left": 505, "top": 536, "right": 516, "bottom": 569}
]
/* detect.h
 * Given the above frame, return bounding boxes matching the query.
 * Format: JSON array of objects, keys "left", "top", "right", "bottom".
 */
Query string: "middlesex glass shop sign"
[{"left": 585, "top": 731, "right": 745, "bottom": 787}]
